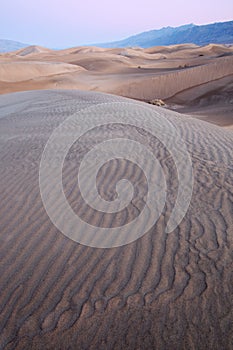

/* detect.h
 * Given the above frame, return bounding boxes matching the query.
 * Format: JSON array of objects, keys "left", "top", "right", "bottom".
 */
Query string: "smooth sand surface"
[
  {"left": 0, "top": 90, "right": 233, "bottom": 349},
  {"left": 0, "top": 44, "right": 232, "bottom": 127}
]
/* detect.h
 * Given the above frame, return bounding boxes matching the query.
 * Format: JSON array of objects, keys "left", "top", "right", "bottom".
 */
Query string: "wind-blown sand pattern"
[
  {"left": 0, "top": 90, "right": 233, "bottom": 349},
  {"left": 0, "top": 44, "right": 233, "bottom": 127}
]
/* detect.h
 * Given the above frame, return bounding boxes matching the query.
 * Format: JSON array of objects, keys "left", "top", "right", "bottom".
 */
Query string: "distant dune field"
[
  {"left": 0, "top": 90, "right": 233, "bottom": 349},
  {"left": 0, "top": 44, "right": 232, "bottom": 127}
]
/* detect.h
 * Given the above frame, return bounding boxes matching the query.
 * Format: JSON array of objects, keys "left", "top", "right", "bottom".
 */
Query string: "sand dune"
[
  {"left": 0, "top": 89, "right": 232, "bottom": 349},
  {"left": 0, "top": 61, "right": 84, "bottom": 82},
  {"left": 112, "top": 56, "right": 233, "bottom": 98},
  {"left": 0, "top": 43, "right": 232, "bottom": 126},
  {"left": 15, "top": 45, "right": 53, "bottom": 57},
  {"left": 167, "top": 74, "right": 233, "bottom": 127}
]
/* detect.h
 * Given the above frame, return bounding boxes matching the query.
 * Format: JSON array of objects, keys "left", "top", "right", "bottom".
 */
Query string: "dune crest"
[
  {"left": 0, "top": 61, "right": 84, "bottom": 82},
  {"left": 15, "top": 45, "right": 52, "bottom": 56}
]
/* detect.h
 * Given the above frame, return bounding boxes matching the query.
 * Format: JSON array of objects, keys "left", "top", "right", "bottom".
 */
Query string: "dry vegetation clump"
[{"left": 148, "top": 98, "right": 165, "bottom": 106}]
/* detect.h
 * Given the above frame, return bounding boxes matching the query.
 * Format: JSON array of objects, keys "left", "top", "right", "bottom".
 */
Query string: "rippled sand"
[{"left": 0, "top": 90, "right": 232, "bottom": 349}]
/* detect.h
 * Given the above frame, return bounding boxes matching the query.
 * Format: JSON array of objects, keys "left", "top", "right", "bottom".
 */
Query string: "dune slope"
[{"left": 0, "top": 90, "right": 232, "bottom": 349}]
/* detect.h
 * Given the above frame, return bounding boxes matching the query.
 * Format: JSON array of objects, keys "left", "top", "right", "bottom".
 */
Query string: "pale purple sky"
[{"left": 1, "top": 0, "right": 233, "bottom": 48}]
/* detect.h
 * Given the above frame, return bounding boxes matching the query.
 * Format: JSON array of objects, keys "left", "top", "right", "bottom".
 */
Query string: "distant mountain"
[
  {"left": 97, "top": 21, "right": 233, "bottom": 48},
  {"left": 1, "top": 20, "right": 232, "bottom": 53},
  {"left": 0, "top": 39, "right": 29, "bottom": 53}
]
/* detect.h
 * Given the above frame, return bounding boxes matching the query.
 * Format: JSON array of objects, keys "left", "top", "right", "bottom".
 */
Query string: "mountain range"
[
  {"left": 97, "top": 20, "right": 233, "bottom": 48},
  {"left": 0, "top": 20, "right": 232, "bottom": 52}
]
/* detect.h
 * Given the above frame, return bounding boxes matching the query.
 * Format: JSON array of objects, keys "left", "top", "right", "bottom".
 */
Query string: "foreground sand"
[
  {"left": 0, "top": 90, "right": 232, "bottom": 349},
  {"left": 0, "top": 44, "right": 233, "bottom": 127}
]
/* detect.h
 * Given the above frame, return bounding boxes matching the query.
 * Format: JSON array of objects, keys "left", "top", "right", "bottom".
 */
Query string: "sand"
[
  {"left": 0, "top": 44, "right": 232, "bottom": 127},
  {"left": 0, "top": 89, "right": 233, "bottom": 349}
]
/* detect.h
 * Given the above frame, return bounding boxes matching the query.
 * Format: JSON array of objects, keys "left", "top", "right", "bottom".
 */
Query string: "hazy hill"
[{"left": 0, "top": 39, "right": 29, "bottom": 53}]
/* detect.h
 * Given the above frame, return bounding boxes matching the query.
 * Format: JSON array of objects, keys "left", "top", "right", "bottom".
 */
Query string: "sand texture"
[
  {"left": 0, "top": 90, "right": 233, "bottom": 349},
  {"left": 0, "top": 44, "right": 232, "bottom": 127}
]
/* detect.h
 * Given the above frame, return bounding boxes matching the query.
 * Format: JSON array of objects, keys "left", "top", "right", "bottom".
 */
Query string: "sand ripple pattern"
[
  {"left": 39, "top": 101, "right": 193, "bottom": 247},
  {"left": 0, "top": 90, "right": 232, "bottom": 349}
]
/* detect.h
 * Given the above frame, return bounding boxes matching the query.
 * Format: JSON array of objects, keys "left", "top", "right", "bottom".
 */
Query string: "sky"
[{"left": 1, "top": 0, "right": 233, "bottom": 48}]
